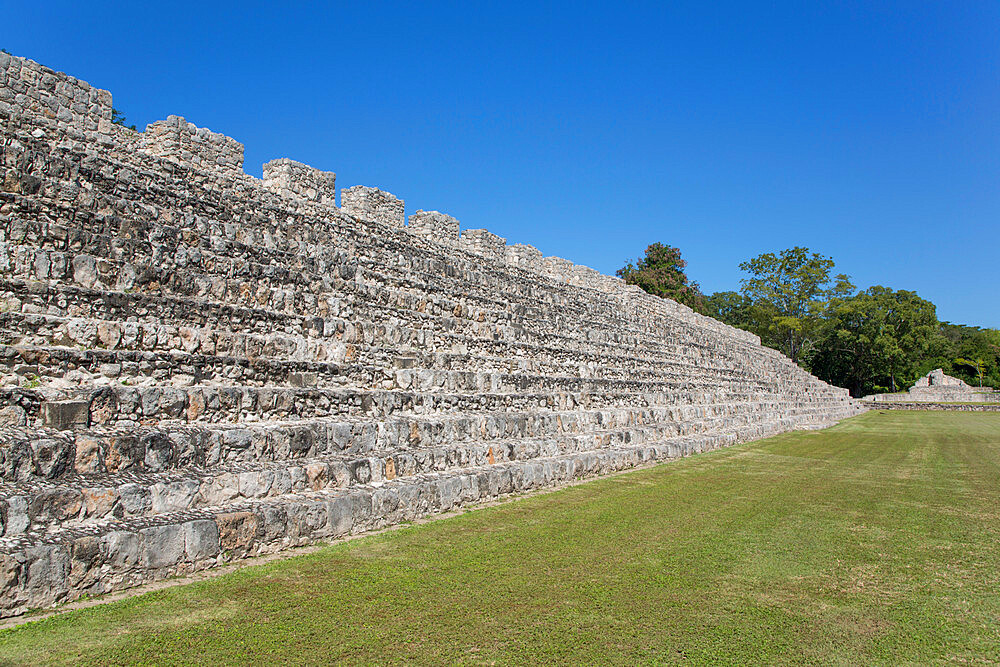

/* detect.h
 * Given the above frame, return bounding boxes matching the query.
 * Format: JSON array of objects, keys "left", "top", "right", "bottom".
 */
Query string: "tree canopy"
[
  {"left": 737, "top": 247, "right": 854, "bottom": 363},
  {"left": 617, "top": 243, "right": 706, "bottom": 312},
  {"left": 624, "top": 241, "right": 997, "bottom": 397},
  {"left": 810, "top": 287, "right": 940, "bottom": 396}
]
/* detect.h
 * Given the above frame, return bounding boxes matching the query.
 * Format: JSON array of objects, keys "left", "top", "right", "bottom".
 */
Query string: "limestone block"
[
  {"left": 3, "top": 497, "right": 29, "bottom": 536},
  {"left": 215, "top": 511, "right": 262, "bottom": 553},
  {"left": 25, "top": 544, "right": 70, "bottom": 603},
  {"left": 71, "top": 253, "right": 98, "bottom": 288},
  {"left": 118, "top": 483, "right": 151, "bottom": 516},
  {"left": 183, "top": 520, "right": 221, "bottom": 561},
  {"left": 29, "top": 436, "right": 73, "bottom": 479},
  {"left": 139, "top": 524, "right": 185, "bottom": 569},
  {"left": 39, "top": 401, "right": 89, "bottom": 430},
  {"left": 150, "top": 479, "right": 200, "bottom": 514},
  {"left": 102, "top": 531, "right": 140, "bottom": 568},
  {"left": 28, "top": 487, "right": 82, "bottom": 524}
]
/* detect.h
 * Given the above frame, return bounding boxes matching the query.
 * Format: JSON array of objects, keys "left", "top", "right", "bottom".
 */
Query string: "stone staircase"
[{"left": 0, "top": 52, "right": 863, "bottom": 616}]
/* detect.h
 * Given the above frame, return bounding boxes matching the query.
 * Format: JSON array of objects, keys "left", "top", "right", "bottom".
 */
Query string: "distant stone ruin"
[
  {"left": 0, "top": 53, "right": 863, "bottom": 616},
  {"left": 866, "top": 369, "right": 1000, "bottom": 405}
]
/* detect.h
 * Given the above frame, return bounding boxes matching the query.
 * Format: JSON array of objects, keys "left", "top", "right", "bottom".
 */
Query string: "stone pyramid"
[{"left": 0, "top": 53, "right": 863, "bottom": 616}]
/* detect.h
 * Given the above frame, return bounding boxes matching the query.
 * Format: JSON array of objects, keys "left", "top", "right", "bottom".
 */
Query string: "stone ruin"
[
  {"left": 866, "top": 369, "right": 1000, "bottom": 404},
  {"left": 0, "top": 53, "right": 864, "bottom": 616}
]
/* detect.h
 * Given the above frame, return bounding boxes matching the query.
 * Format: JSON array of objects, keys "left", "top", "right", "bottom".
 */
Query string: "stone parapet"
[
  {"left": 0, "top": 53, "right": 113, "bottom": 146},
  {"left": 0, "top": 52, "right": 864, "bottom": 617},
  {"left": 341, "top": 185, "right": 405, "bottom": 227},
  {"left": 460, "top": 229, "right": 506, "bottom": 261},
  {"left": 408, "top": 210, "right": 460, "bottom": 245},
  {"left": 139, "top": 115, "right": 245, "bottom": 175},
  {"left": 505, "top": 243, "right": 543, "bottom": 271},
  {"left": 542, "top": 256, "right": 576, "bottom": 283},
  {"left": 263, "top": 158, "right": 336, "bottom": 208}
]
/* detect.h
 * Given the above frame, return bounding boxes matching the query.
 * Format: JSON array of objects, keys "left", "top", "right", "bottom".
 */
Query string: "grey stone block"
[
  {"left": 40, "top": 401, "right": 89, "bottom": 430},
  {"left": 183, "top": 520, "right": 220, "bottom": 561},
  {"left": 140, "top": 524, "right": 185, "bottom": 569}
]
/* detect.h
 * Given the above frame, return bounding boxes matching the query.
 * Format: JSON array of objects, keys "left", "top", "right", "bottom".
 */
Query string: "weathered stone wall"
[
  {"left": 0, "top": 53, "right": 113, "bottom": 146},
  {"left": 865, "top": 369, "right": 1000, "bottom": 404},
  {"left": 0, "top": 52, "right": 864, "bottom": 616}
]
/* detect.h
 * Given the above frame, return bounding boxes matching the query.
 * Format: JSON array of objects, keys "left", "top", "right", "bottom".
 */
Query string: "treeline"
[{"left": 618, "top": 244, "right": 999, "bottom": 397}]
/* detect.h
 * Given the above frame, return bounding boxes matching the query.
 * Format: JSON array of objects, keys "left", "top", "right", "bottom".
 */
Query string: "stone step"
[
  {"left": 5, "top": 415, "right": 795, "bottom": 534},
  {"left": 0, "top": 417, "right": 839, "bottom": 616},
  {"left": 0, "top": 280, "right": 769, "bottom": 381},
  {"left": 0, "top": 310, "right": 695, "bottom": 383},
  {"left": 0, "top": 399, "right": 857, "bottom": 484},
  {"left": 0, "top": 232, "right": 742, "bottom": 361},
  {"left": 0, "top": 313, "right": 777, "bottom": 383},
  {"left": 0, "top": 280, "right": 818, "bottom": 410},
  {"left": 32, "top": 381, "right": 848, "bottom": 431},
  {"left": 0, "top": 342, "right": 805, "bottom": 411}
]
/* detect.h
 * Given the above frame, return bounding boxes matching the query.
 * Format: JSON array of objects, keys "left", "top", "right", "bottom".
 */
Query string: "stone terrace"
[{"left": 0, "top": 53, "right": 864, "bottom": 616}]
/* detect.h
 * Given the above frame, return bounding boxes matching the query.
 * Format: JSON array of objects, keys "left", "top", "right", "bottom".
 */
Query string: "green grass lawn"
[{"left": 2, "top": 411, "right": 999, "bottom": 665}]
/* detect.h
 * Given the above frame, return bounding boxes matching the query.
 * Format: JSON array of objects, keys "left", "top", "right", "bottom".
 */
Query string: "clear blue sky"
[{"left": 5, "top": 1, "right": 998, "bottom": 326}]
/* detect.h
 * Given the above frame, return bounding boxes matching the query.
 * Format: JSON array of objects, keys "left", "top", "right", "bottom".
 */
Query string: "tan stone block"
[
  {"left": 186, "top": 391, "right": 205, "bottom": 421},
  {"left": 81, "top": 487, "right": 116, "bottom": 518},
  {"left": 74, "top": 436, "right": 104, "bottom": 474},
  {"left": 215, "top": 511, "right": 262, "bottom": 552},
  {"left": 304, "top": 463, "right": 328, "bottom": 490}
]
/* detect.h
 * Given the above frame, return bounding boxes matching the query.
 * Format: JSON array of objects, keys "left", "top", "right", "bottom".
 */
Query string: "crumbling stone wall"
[
  {"left": 0, "top": 53, "right": 864, "bottom": 616},
  {"left": 866, "top": 369, "right": 1000, "bottom": 404}
]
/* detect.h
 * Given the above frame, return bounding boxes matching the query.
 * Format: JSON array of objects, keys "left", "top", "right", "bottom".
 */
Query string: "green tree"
[
  {"left": 811, "top": 286, "right": 941, "bottom": 396},
  {"left": 704, "top": 290, "right": 780, "bottom": 346},
  {"left": 927, "top": 324, "right": 1000, "bottom": 389},
  {"left": 705, "top": 291, "right": 754, "bottom": 328},
  {"left": 955, "top": 357, "right": 987, "bottom": 387},
  {"left": 617, "top": 243, "right": 706, "bottom": 312},
  {"left": 953, "top": 328, "right": 1000, "bottom": 388},
  {"left": 111, "top": 107, "right": 137, "bottom": 131},
  {"left": 738, "top": 247, "right": 853, "bottom": 364}
]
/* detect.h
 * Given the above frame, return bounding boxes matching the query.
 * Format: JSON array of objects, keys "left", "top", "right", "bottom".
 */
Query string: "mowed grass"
[{"left": 2, "top": 411, "right": 1000, "bottom": 665}]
